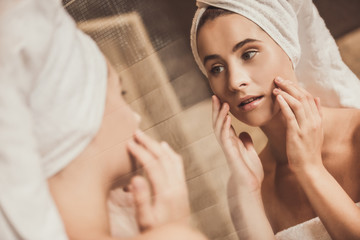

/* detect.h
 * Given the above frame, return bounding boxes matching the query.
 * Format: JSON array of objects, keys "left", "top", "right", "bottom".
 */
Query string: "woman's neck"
[
  {"left": 259, "top": 107, "right": 336, "bottom": 169},
  {"left": 260, "top": 111, "right": 288, "bottom": 166},
  {"left": 48, "top": 155, "right": 115, "bottom": 238}
]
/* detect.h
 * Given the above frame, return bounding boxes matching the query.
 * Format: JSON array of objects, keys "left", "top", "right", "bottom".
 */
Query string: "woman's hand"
[
  {"left": 212, "top": 95, "right": 264, "bottom": 195},
  {"left": 213, "top": 95, "right": 275, "bottom": 239},
  {"left": 273, "top": 77, "right": 324, "bottom": 174},
  {"left": 126, "top": 131, "right": 190, "bottom": 232},
  {"left": 273, "top": 77, "right": 360, "bottom": 240}
]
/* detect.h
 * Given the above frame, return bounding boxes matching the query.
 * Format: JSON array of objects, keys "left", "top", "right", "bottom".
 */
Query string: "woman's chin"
[
  {"left": 234, "top": 103, "right": 280, "bottom": 127},
  {"left": 234, "top": 112, "right": 273, "bottom": 127}
]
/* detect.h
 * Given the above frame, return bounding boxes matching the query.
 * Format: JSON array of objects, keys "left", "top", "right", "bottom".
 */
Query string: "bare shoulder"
[
  {"left": 339, "top": 108, "right": 360, "bottom": 142},
  {"left": 351, "top": 109, "right": 360, "bottom": 146},
  {"left": 324, "top": 107, "right": 360, "bottom": 139},
  {"left": 336, "top": 108, "right": 360, "bottom": 153}
]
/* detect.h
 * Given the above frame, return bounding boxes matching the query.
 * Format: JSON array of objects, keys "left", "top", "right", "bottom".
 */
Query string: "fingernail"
[
  {"left": 277, "top": 94, "right": 285, "bottom": 102},
  {"left": 127, "top": 140, "right": 135, "bottom": 148},
  {"left": 133, "top": 112, "right": 142, "bottom": 123},
  {"left": 276, "top": 77, "right": 284, "bottom": 82},
  {"left": 135, "top": 129, "right": 143, "bottom": 136},
  {"left": 273, "top": 88, "right": 280, "bottom": 94}
]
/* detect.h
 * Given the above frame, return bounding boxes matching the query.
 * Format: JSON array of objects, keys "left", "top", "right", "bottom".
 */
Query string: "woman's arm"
[
  {"left": 274, "top": 77, "right": 360, "bottom": 240},
  {"left": 212, "top": 95, "right": 275, "bottom": 240},
  {"left": 296, "top": 164, "right": 360, "bottom": 240}
]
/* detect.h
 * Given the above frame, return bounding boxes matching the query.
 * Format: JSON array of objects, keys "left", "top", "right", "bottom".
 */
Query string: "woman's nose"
[{"left": 227, "top": 68, "right": 250, "bottom": 92}]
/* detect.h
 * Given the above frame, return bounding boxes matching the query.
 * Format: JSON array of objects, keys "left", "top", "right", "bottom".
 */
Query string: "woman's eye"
[
  {"left": 242, "top": 51, "right": 257, "bottom": 61},
  {"left": 210, "top": 65, "right": 224, "bottom": 74}
]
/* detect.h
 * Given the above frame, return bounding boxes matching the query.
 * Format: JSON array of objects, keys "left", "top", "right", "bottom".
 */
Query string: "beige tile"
[
  {"left": 157, "top": 39, "right": 198, "bottom": 81},
  {"left": 214, "top": 232, "right": 238, "bottom": 240},
  {"left": 230, "top": 114, "right": 268, "bottom": 153},
  {"left": 180, "top": 133, "right": 227, "bottom": 180},
  {"left": 129, "top": 84, "right": 182, "bottom": 130},
  {"left": 120, "top": 53, "right": 170, "bottom": 103},
  {"left": 78, "top": 13, "right": 158, "bottom": 71},
  {"left": 192, "top": 201, "right": 235, "bottom": 239},
  {"left": 174, "top": 99, "right": 213, "bottom": 145},
  {"left": 171, "top": 69, "right": 212, "bottom": 109},
  {"left": 187, "top": 166, "right": 230, "bottom": 213},
  {"left": 143, "top": 119, "right": 188, "bottom": 150},
  {"left": 139, "top": 98, "right": 213, "bottom": 150}
]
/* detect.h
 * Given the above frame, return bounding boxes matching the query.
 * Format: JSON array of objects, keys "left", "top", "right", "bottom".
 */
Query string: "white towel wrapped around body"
[
  {"left": 275, "top": 202, "right": 360, "bottom": 239},
  {"left": 190, "top": 0, "right": 360, "bottom": 108}
]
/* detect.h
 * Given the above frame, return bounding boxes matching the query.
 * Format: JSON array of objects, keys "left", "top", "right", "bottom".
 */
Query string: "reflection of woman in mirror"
[
  {"left": 191, "top": 0, "right": 360, "bottom": 239},
  {"left": 0, "top": 1, "right": 206, "bottom": 240}
]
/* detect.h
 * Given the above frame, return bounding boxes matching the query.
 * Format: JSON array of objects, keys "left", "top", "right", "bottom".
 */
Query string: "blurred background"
[{"left": 63, "top": 0, "right": 360, "bottom": 239}]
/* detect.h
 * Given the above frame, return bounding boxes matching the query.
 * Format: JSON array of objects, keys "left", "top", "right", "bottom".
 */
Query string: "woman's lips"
[{"left": 238, "top": 96, "right": 264, "bottom": 111}]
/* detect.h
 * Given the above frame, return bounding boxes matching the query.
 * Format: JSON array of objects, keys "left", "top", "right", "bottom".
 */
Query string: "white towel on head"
[
  {"left": 0, "top": 0, "right": 107, "bottom": 238},
  {"left": 190, "top": 0, "right": 360, "bottom": 108}
]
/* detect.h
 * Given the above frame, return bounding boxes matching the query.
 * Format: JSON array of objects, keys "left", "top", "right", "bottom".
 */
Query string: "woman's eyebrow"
[
  {"left": 203, "top": 38, "right": 260, "bottom": 65},
  {"left": 232, "top": 38, "right": 259, "bottom": 52},
  {"left": 203, "top": 54, "right": 221, "bottom": 66}
]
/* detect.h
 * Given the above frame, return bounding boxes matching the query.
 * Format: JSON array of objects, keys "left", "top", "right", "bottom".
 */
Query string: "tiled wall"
[{"left": 63, "top": 1, "right": 360, "bottom": 239}]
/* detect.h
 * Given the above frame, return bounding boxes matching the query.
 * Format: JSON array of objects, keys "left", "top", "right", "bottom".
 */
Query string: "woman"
[
  {"left": 190, "top": 0, "right": 360, "bottom": 239},
  {"left": 47, "top": 62, "right": 205, "bottom": 240},
  {"left": 0, "top": 0, "right": 206, "bottom": 239}
]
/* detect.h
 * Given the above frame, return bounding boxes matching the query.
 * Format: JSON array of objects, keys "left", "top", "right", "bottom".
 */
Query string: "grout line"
[{"left": 64, "top": 0, "right": 76, "bottom": 8}]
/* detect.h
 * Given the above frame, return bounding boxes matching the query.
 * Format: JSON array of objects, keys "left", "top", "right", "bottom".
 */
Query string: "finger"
[
  {"left": 315, "top": 97, "right": 323, "bottom": 118},
  {"left": 296, "top": 87, "right": 319, "bottom": 118},
  {"left": 212, "top": 95, "right": 221, "bottom": 126},
  {"left": 275, "top": 77, "right": 304, "bottom": 100},
  {"left": 221, "top": 115, "right": 232, "bottom": 144},
  {"left": 134, "top": 130, "right": 162, "bottom": 158},
  {"left": 161, "top": 142, "right": 184, "bottom": 170},
  {"left": 276, "top": 94, "right": 300, "bottom": 133},
  {"left": 221, "top": 116, "right": 246, "bottom": 170},
  {"left": 159, "top": 141, "right": 186, "bottom": 181},
  {"left": 273, "top": 88, "right": 307, "bottom": 125},
  {"left": 127, "top": 140, "right": 166, "bottom": 192},
  {"left": 131, "top": 176, "right": 153, "bottom": 231},
  {"left": 306, "top": 96, "right": 321, "bottom": 125},
  {"left": 275, "top": 77, "right": 314, "bottom": 117},
  {"left": 237, "top": 132, "right": 257, "bottom": 170},
  {"left": 214, "top": 102, "right": 230, "bottom": 138},
  {"left": 220, "top": 115, "right": 237, "bottom": 166}
]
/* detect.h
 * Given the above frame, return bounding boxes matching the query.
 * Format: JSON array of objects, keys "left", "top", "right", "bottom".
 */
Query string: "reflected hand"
[
  {"left": 212, "top": 95, "right": 264, "bottom": 195},
  {"left": 273, "top": 77, "right": 324, "bottom": 174},
  {"left": 127, "top": 131, "right": 190, "bottom": 232}
]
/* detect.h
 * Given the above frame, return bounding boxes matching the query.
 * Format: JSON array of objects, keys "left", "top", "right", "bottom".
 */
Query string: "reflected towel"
[{"left": 275, "top": 202, "right": 360, "bottom": 240}]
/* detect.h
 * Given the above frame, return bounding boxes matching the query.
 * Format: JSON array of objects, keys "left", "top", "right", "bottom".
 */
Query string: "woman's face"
[
  {"left": 93, "top": 62, "right": 141, "bottom": 186},
  {"left": 50, "top": 62, "right": 140, "bottom": 189},
  {"left": 197, "top": 13, "right": 296, "bottom": 126}
]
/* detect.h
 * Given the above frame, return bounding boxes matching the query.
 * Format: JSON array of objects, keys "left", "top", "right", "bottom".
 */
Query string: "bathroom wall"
[{"left": 63, "top": 0, "right": 360, "bottom": 239}]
